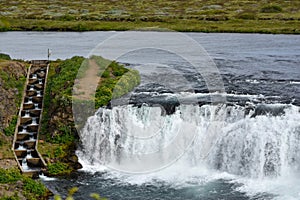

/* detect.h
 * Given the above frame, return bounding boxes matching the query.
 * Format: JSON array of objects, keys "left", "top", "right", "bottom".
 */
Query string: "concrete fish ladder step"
[{"left": 12, "top": 60, "right": 49, "bottom": 176}]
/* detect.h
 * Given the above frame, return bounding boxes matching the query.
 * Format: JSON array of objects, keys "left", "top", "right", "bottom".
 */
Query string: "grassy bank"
[
  {"left": 0, "top": 0, "right": 299, "bottom": 33},
  {"left": 0, "top": 55, "right": 51, "bottom": 200},
  {"left": 2, "top": 18, "right": 300, "bottom": 34},
  {"left": 0, "top": 53, "right": 140, "bottom": 198},
  {"left": 0, "top": 54, "right": 28, "bottom": 160},
  {"left": 0, "top": 168, "right": 50, "bottom": 200},
  {"left": 39, "top": 55, "right": 140, "bottom": 176}
]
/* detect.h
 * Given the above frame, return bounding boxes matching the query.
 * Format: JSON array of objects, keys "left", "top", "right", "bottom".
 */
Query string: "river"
[{"left": 1, "top": 31, "right": 300, "bottom": 200}]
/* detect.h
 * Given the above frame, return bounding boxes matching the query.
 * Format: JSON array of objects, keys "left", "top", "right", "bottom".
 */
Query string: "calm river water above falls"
[{"left": 1, "top": 32, "right": 300, "bottom": 200}]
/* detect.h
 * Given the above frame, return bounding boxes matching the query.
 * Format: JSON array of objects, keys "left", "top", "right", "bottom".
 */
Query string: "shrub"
[
  {"left": 0, "top": 194, "right": 20, "bottom": 200},
  {"left": 47, "top": 131, "right": 75, "bottom": 144},
  {"left": 101, "top": 70, "right": 110, "bottom": 78},
  {"left": 94, "top": 60, "right": 140, "bottom": 108},
  {"left": 23, "top": 177, "right": 47, "bottom": 197},
  {"left": 47, "top": 162, "right": 69, "bottom": 175},
  {"left": 0, "top": 168, "right": 22, "bottom": 184},
  {"left": 54, "top": 146, "right": 64, "bottom": 157},
  {"left": 0, "top": 53, "right": 11, "bottom": 60},
  {"left": 261, "top": 5, "right": 283, "bottom": 13}
]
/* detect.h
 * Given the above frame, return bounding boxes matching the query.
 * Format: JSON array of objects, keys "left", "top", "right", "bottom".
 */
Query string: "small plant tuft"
[{"left": 261, "top": 5, "right": 283, "bottom": 13}]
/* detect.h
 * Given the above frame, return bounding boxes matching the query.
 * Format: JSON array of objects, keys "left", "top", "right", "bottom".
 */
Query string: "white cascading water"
[{"left": 78, "top": 103, "right": 300, "bottom": 199}]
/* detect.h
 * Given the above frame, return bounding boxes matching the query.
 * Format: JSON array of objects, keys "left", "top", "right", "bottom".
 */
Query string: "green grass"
[
  {"left": 3, "top": 115, "right": 17, "bottom": 136},
  {"left": 0, "top": 61, "right": 27, "bottom": 104},
  {"left": 0, "top": 53, "right": 11, "bottom": 60},
  {"left": 0, "top": 0, "right": 300, "bottom": 33},
  {"left": 47, "top": 162, "right": 70, "bottom": 176},
  {"left": 0, "top": 168, "right": 22, "bottom": 184},
  {"left": 94, "top": 58, "right": 141, "bottom": 108},
  {"left": 0, "top": 168, "right": 49, "bottom": 199}
]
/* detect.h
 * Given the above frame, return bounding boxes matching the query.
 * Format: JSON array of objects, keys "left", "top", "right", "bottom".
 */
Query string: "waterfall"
[
  {"left": 20, "top": 125, "right": 27, "bottom": 133},
  {"left": 29, "top": 85, "right": 35, "bottom": 91},
  {"left": 78, "top": 103, "right": 300, "bottom": 178},
  {"left": 22, "top": 158, "right": 29, "bottom": 170},
  {"left": 17, "top": 143, "right": 26, "bottom": 150},
  {"left": 29, "top": 136, "right": 35, "bottom": 141},
  {"left": 24, "top": 110, "right": 30, "bottom": 117},
  {"left": 32, "top": 74, "right": 37, "bottom": 79},
  {"left": 37, "top": 91, "right": 42, "bottom": 97},
  {"left": 26, "top": 150, "right": 32, "bottom": 159},
  {"left": 31, "top": 117, "right": 37, "bottom": 125},
  {"left": 25, "top": 97, "right": 33, "bottom": 104},
  {"left": 34, "top": 103, "right": 40, "bottom": 110}
]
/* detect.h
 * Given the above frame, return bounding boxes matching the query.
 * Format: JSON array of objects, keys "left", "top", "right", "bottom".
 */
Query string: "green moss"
[
  {"left": 0, "top": 168, "right": 22, "bottom": 184},
  {"left": 0, "top": 168, "right": 48, "bottom": 199},
  {"left": 54, "top": 146, "right": 64, "bottom": 157},
  {"left": 0, "top": 194, "right": 20, "bottom": 200},
  {"left": 47, "top": 162, "right": 70, "bottom": 176},
  {"left": 3, "top": 115, "right": 17, "bottom": 136},
  {"left": 23, "top": 177, "right": 47, "bottom": 198},
  {"left": 47, "top": 131, "right": 75, "bottom": 144}
]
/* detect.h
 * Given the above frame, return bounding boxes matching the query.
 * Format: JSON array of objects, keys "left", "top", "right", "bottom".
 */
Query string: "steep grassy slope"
[{"left": 0, "top": 54, "right": 50, "bottom": 200}]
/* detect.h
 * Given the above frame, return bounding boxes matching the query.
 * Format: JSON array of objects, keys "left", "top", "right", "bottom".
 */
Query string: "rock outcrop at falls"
[{"left": 39, "top": 56, "right": 139, "bottom": 176}]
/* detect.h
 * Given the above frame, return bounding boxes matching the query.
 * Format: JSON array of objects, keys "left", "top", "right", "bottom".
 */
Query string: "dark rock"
[
  {"left": 68, "top": 155, "right": 78, "bottom": 163},
  {"left": 73, "top": 162, "right": 83, "bottom": 170},
  {"left": 16, "top": 180, "right": 23, "bottom": 188}
]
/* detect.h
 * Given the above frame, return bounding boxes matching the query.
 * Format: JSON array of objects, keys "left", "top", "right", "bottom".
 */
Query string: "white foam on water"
[
  {"left": 233, "top": 172, "right": 300, "bottom": 200},
  {"left": 290, "top": 81, "right": 300, "bottom": 85},
  {"left": 39, "top": 174, "right": 57, "bottom": 181}
]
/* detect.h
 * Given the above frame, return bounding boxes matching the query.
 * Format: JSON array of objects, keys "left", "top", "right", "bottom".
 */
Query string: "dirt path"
[
  {"left": 0, "top": 159, "right": 17, "bottom": 169},
  {"left": 73, "top": 60, "right": 101, "bottom": 100}
]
